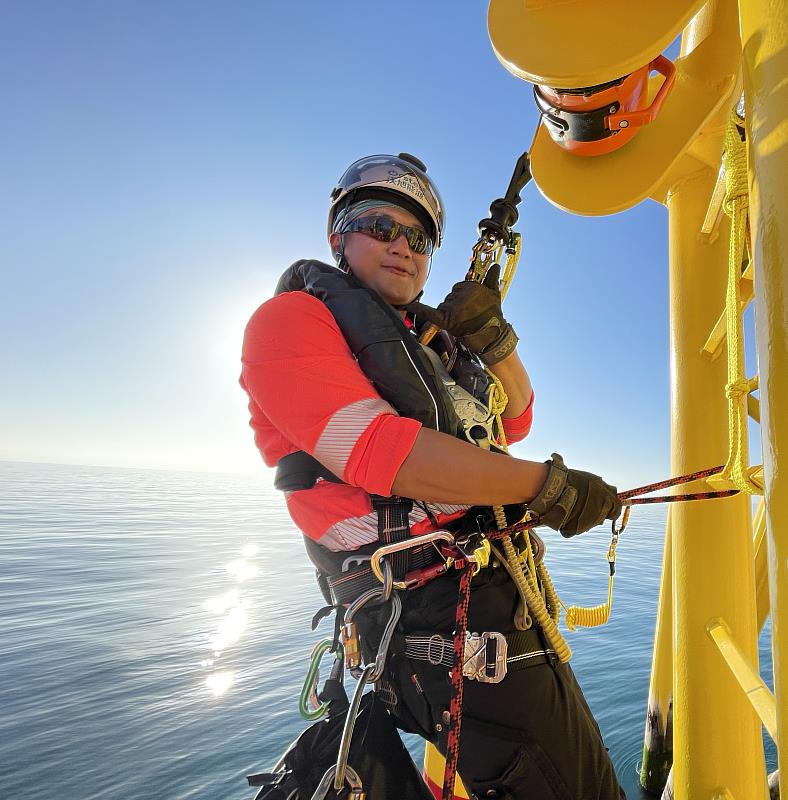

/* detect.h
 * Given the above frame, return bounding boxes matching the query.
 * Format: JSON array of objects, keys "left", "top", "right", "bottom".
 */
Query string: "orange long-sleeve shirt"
[{"left": 241, "top": 290, "right": 533, "bottom": 551}]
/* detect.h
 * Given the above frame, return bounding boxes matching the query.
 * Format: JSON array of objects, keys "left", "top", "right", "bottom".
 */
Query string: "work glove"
[
  {"left": 528, "top": 453, "right": 622, "bottom": 537},
  {"left": 406, "top": 264, "right": 519, "bottom": 365}
]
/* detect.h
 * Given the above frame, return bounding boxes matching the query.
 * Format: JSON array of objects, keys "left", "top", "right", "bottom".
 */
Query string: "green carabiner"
[{"left": 299, "top": 638, "right": 343, "bottom": 720}]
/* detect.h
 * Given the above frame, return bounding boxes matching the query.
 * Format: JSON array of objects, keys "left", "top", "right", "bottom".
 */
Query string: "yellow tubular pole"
[
  {"left": 738, "top": 0, "right": 788, "bottom": 791},
  {"left": 753, "top": 500, "right": 769, "bottom": 631},
  {"left": 640, "top": 513, "right": 674, "bottom": 794},
  {"left": 668, "top": 165, "right": 766, "bottom": 798}
]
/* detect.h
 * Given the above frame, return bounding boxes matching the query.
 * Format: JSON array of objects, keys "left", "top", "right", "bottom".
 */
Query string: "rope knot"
[
  {"left": 725, "top": 379, "right": 752, "bottom": 400},
  {"left": 725, "top": 376, "right": 758, "bottom": 400},
  {"left": 722, "top": 191, "right": 747, "bottom": 217}
]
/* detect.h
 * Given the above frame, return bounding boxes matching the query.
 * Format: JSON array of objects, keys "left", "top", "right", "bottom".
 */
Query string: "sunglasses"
[{"left": 342, "top": 214, "right": 434, "bottom": 256}]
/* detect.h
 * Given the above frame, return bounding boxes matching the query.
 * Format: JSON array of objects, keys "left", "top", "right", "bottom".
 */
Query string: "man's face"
[{"left": 330, "top": 205, "right": 430, "bottom": 308}]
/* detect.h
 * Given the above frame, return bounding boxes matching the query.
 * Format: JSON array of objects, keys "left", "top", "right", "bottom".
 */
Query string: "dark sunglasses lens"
[
  {"left": 406, "top": 227, "right": 430, "bottom": 255},
  {"left": 372, "top": 215, "right": 398, "bottom": 242},
  {"left": 351, "top": 215, "right": 432, "bottom": 255}
]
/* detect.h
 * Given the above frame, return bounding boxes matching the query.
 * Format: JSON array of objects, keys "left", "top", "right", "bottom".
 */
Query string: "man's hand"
[
  {"left": 406, "top": 264, "right": 518, "bottom": 365},
  {"left": 527, "top": 453, "right": 622, "bottom": 537}
]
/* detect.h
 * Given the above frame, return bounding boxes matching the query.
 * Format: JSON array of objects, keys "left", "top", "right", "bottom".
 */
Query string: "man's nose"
[{"left": 387, "top": 233, "right": 412, "bottom": 256}]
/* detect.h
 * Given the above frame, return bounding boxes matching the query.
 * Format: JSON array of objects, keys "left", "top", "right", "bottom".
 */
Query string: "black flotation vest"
[
  {"left": 275, "top": 259, "right": 465, "bottom": 441},
  {"left": 273, "top": 259, "right": 499, "bottom": 584}
]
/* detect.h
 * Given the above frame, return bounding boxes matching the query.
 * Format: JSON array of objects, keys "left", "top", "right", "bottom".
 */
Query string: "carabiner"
[
  {"left": 370, "top": 530, "right": 456, "bottom": 589},
  {"left": 612, "top": 505, "right": 631, "bottom": 535},
  {"left": 299, "top": 638, "right": 343, "bottom": 721}
]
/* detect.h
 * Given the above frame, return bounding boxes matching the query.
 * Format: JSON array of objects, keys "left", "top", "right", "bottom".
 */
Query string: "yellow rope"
[
  {"left": 721, "top": 113, "right": 761, "bottom": 495},
  {"left": 485, "top": 365, "right": 613, "bottom": 657},
  {"left": 500, "top": 536, "right": 572, "bottom": 662}
]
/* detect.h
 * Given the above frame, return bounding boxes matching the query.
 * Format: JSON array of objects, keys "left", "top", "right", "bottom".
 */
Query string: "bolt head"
[{"left": 619, "top": 120, "right": 629, "bottom": 128}]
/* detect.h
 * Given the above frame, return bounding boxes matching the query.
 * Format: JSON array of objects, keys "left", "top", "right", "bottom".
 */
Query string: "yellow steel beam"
[
  {"left": 487, "top": 0, "right": 705, "bottom": 87},
  {"left": 527, "top": 0, "right": 740, "bottom": 215},
  {"left": 738, "top": 2, "right": 788, "bottom": 792},
  {"left": 707, "top": 617, "right": 777, "bottom": 739},
  {"left": 701, "top": 260, "right": 755, "bottom": 360},
  {"left": 668, "top": 164, "right": 766, "bottom": 798},
  {"left": 753, "top": 500, "right": 769, "bottom": 631},
  {"left": 640, "top": 512, "right": 674, "bottom": 793},
  {"left": 748, "top": 394, "right": 761, "bottom": 424}
]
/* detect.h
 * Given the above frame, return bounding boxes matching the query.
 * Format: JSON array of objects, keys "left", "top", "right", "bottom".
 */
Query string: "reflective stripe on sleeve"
[{"left": 313, "top": 397, "right": 397, "bottom": 479}]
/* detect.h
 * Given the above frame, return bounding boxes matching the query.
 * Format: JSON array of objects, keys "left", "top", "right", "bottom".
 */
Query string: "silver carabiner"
[
  {"left": 332, "top": 662, "right": 375, "bottom": 794},
  {"left": 311, "top": 763, "right": 364, "bottom": 800},
  {"left": 370, "top": 590, "right": 402, "bottom": 682}
]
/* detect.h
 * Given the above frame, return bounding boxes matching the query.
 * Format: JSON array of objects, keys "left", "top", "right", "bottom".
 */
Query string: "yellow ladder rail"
[{"left": 706, "top": 617, "right": 777, "bottom": 740}]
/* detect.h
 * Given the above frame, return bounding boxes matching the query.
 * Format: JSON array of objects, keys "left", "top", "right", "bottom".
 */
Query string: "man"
[{"left": 241, "top": 153, "right": 625, "bottom": 798}]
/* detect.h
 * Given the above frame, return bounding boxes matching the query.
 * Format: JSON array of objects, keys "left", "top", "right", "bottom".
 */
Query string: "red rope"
[
  {"left": 618, "top": 464, "right": 728, "bottom": 500},
  {"left": 441, "top": 565, "right": 474, "bottom": 800},
  {"left": 436, "top": 463, "right": 737, "bottom": 798}
]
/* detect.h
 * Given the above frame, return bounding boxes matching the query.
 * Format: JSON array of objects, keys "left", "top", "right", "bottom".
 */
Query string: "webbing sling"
[{"left": 372, "top": 496, "right": 414, "bottom": 581}]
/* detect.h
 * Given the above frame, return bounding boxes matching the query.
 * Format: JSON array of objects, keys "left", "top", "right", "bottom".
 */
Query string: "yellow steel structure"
[
  {"left": 640, "top": 514, "right": 674, "bottom": 793},
  {"left": 666, "top": 162, "right": 765, "bottom": 797},
  {"left": 414, "top": 2, "right": 788, "bottom": 799},
  {"left": 707, "top": 617, "right": 777, "bottom": 740},
  {"left": 740, "top": 0, "right": 788, "bottom": 785},
  {"left": 424, "top": 1, "right": 786, "bottom": 795}
]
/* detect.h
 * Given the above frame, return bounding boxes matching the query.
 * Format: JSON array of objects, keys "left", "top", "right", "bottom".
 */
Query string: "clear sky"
[{"left": 2, "top": 1, "right": 682, "bottom": 488}]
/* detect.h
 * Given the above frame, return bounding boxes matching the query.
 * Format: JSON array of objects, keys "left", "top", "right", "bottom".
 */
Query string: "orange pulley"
[{"left": 533, "top": 55, "right": 676, "bottom": 156}]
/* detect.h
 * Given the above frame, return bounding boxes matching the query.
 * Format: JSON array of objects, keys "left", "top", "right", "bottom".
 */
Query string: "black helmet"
[{"left": 328, "top": 153, "right": 445, "bottom": 248}]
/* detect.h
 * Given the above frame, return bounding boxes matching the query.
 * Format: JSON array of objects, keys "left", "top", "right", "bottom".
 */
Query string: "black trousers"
[{"left": 360, "top": 564, "right": 626, "bottom": 800}]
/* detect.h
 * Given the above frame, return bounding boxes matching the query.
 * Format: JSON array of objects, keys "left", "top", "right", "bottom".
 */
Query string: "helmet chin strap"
[{"left": 392, "top": 289, "right": 423, "bottom": 310}]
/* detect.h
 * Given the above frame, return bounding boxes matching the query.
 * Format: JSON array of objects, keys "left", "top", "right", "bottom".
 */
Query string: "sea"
[{"left": 0, "top": 460, "right": 775, "bottom": 800}]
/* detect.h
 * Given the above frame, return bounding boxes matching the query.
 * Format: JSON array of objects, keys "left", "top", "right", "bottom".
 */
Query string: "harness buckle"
[
  {"left": 454, "top": 534, "right": 491, "bottom": 575},
  {"left": 370, "top": 531, "right": 456, "bottom": 589},
  {"left": 426, "top": 634, "right": 446, "bottom": 666},
  {"left": 463, "top": 631, "right": 508, "bottom": 684}
]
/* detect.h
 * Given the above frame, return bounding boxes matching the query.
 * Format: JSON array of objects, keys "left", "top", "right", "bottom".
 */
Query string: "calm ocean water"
[{"left": 0, "top": 460, "right": 774, "bottom": 799}]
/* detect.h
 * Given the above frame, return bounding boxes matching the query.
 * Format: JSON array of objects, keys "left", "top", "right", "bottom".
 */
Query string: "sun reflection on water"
[
  {"left": 200, "top": 542, "right": 260, "bottom": 698},
  {"left": 205, "top": 671, "right": 235, "bottom": 696},
  {"left": 225, "top": 558, "right": 259, "bottom": 582}
]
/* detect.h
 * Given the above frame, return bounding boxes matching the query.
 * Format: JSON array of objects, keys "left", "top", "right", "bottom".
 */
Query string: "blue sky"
[{"left": 1, "top": 1, "right": 681, "bottom": 488}]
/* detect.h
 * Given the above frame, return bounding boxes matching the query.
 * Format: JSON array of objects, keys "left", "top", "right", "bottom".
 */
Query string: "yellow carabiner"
[{"left": 470, "top": 538, "right": 491, "bottom": 575}]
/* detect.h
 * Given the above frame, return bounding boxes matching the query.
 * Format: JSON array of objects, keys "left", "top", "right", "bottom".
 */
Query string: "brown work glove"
[
  {"left": 528, "top": 453, "right": 622, "bottom": 537},
  {"left": 406, "top": 264, "right": 518, "bottom": 365}
]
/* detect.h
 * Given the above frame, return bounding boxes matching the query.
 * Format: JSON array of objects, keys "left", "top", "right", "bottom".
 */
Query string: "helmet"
[
  {"left": 533, "top": 55, "right": 676, "bottom": 157},
  {"left": 328, "top": 153, "right": 445, "bottom": 248}
]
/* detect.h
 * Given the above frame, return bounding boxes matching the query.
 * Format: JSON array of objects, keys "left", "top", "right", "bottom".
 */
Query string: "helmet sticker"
[{"left": 385, "top": 170, "right": 427, "bottom": 202}]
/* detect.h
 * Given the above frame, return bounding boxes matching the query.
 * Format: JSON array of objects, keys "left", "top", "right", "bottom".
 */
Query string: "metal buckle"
[
  {"left": 370, "top": 531, "right": 456, "bottom": 589},
  {"left": 463, "top": 631, "right": 508, "bottom": 683},
  {"left": 426, "top": 634, "right": 446, "bottom": 666}
]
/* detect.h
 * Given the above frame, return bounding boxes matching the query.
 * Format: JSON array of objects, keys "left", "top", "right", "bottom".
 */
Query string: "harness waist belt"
[
  {"left": 403, "top": 628, "right": 555, "bottom": 683},
  {"left": 326, "top": 541, "right": 443, "bottom": 605}
]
